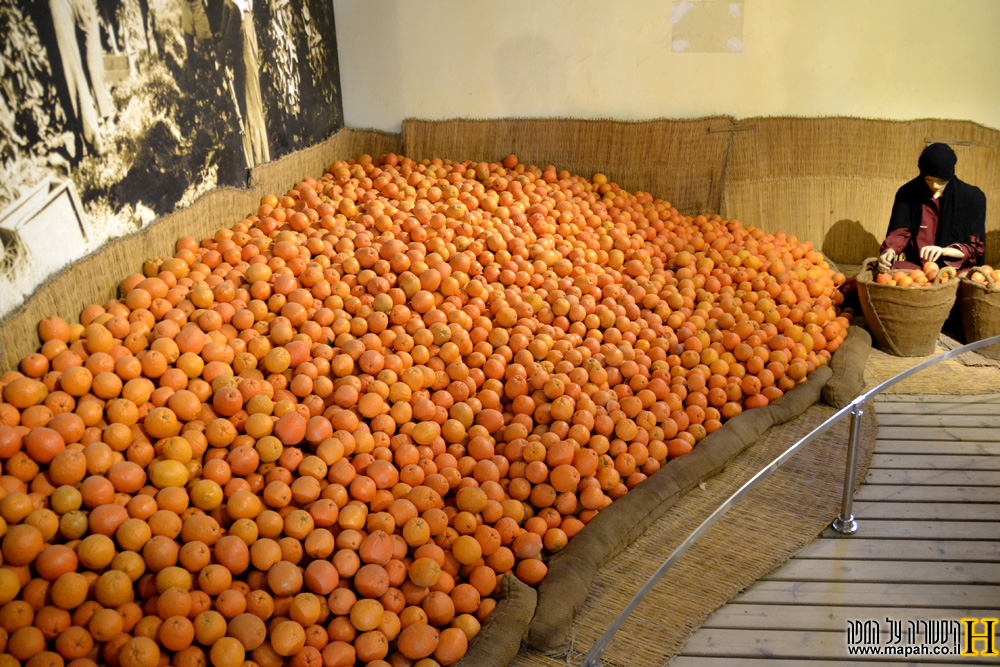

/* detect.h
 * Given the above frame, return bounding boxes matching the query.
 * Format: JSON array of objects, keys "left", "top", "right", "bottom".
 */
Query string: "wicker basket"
[
  {"left": 959, "top": 267, "right": 1000, "bottom": 360},
  {"left": 856, "top": 258, "right": 958, "bottom": 357}
]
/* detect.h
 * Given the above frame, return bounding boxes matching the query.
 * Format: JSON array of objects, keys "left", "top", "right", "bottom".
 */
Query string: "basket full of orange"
[
  {"left": 959, "top": 265, "right": 1000, "bottom": 359},
  {"left": 856, "top": 258, "right": 958, "bottom": 356}
]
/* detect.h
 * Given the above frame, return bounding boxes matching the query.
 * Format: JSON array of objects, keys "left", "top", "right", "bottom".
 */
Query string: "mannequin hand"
[
  {"left": 878, "top": 249, "right": 896, "bottom": 273},
  {"left": 920, "top": 245, "right": 963, "bottom": 263}
]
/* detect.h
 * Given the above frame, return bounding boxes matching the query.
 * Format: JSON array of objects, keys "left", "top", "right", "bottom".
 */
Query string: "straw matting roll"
[{"left": 402, "top": 117, "right": 736, "bottom": 214}]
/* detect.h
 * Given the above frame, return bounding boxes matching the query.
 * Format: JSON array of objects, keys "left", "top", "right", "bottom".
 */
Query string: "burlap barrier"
[
  {"left": 455, "top": 574, "right": 537, "bottom": 667},
  {"left": 822, "top": 325, "right": 872, "bottom": 408},
  {"left": 856, "top": 258, "right": 959, "bottom": 357},
  {"left": 959, "top": 269, "right": 1000, "bottom": 360},
  {"left": 0, "top": 129, "right": 401, "bottom": 372},
  {"left": 524, "top": 365, "right": 832, "bottom": 654}
]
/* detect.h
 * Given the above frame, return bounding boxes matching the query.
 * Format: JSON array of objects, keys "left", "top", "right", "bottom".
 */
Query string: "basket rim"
[{"left": 855, "top": 257, "right": 960, "bottom": 292}]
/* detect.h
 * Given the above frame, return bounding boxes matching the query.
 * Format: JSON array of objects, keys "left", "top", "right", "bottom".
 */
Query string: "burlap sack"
[
  {"left": 821, "top": 325, "right": 872, "bottom": 408},
  {"left": 455, "top": 574, "right": 537, "bottom": 667},
  {"left": 856, "top": 258, "right": 958, "bottom": 356},
  {"left": 959, "top": 268, "right": 1000, "bottom": 360},
  {"left": 525, "top": 365, "right": 832, "bottom": 653}
]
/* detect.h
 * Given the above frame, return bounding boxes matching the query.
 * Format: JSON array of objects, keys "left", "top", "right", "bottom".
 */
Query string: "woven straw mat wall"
[
  {"left": 721, "top": 117, "right": 1000, "bottom": 266},
  {"left": 402, "top": 118, "right": 736, "bottom": 216},
  {"left": 0, "top": 128, "right": 402, "bottom": 372}
]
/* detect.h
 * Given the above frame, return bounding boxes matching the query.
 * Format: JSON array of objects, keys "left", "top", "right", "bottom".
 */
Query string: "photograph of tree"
[{"left": 0, "top": 0, "right": 343, "bottom": 314}]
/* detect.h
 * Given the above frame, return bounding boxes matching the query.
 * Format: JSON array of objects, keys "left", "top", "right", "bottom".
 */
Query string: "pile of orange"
[{"left": 0, "top": 153, "right": 849, "bottom": 667}]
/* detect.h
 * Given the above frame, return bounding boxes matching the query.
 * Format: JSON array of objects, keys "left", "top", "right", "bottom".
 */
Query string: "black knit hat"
[{"left": 918, "top": 143, "right": 957, "bottom": 180}]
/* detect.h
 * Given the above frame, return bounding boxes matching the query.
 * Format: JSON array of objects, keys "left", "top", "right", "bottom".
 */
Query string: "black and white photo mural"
[{"left": 0, "top": 0, "right": 343, "bottom": 316}]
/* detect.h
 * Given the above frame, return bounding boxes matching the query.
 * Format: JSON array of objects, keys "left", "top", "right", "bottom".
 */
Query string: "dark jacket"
[{"left": 884, "top": 175, "right": 986, "bottom": 266}]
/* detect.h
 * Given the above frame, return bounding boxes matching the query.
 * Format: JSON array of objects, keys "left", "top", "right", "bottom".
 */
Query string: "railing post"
[{"left": 832, "top": 402, "right": 864, "bottom": 534}]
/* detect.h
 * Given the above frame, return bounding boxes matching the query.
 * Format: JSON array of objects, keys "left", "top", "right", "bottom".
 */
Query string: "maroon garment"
[
  {"left": 880, "top": 187, "right": 982, "bottom": 271},
  {"left": 915, "top": 196, "right": 942, "bottom": 253}
]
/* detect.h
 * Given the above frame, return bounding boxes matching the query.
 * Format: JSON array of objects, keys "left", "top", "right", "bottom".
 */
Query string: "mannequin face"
[{"left": 924, "top": 176, "right": 948, "bottom": 198}]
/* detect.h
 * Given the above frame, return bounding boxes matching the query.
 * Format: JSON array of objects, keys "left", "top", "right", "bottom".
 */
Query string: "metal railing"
[{"left": 581, "top": 332, "right": 1000, "bottom": 667}]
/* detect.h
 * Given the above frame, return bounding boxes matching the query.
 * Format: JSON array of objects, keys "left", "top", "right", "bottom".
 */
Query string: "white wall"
[{"left": 333, "top": 0, "right": 1000, "bottom": 133}]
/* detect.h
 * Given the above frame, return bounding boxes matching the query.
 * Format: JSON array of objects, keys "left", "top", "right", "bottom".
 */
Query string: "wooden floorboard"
[
  {"left": 875, "top": 425, "right": 1000, "bottom": 441},
  {"left": 670, "top": 659, "right": 963, "bottom": 667},
  {"left": 871, "top": 401, "right": 1000, "bottom": 414},
  {"left": 732, "top": 581, "right": 1000, "bottom": 607},
  {"left": 854, "top": 484, "right": 1000, "bottom": 502},
  {"left": 701, "top": 604, "right": 1000, "bottom": 631},
  {"left": 877, "top": 413, "right": 1000, "bottom": 427},
  {"left": 874, "top": 440, "right": 1000, "bottom": 455},
  {"left": 669, "top": 394, "right": 1000, "bottom": 665},
  {"left": 877, "top": 394, "right": 1000, "bottom": 403},
  {"left": 762, "top": 559, "right": 1000, "bottom": 584},
  {"left": 862, "top": 469, "right": 999, "bottom": 487},
  {"left": 681, "top": 629, "right": 1000, "bottom": 662},
  {"left": 794, "top": 538, "right": 999, "bottom": 562},
  {"left": 820, "top": 521, "right": 1000, "bottom": 540},
  {"left": 851, "top": 501, "right": 1000, "bottom": 520},
  {"left": 868, "top": 454, "right": 1000, "bottom": 470}
]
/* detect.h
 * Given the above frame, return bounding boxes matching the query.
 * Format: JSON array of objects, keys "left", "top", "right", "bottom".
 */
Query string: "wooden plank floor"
[{"left": 670, "top": 395, "right": 1000, "bottom": 666}]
